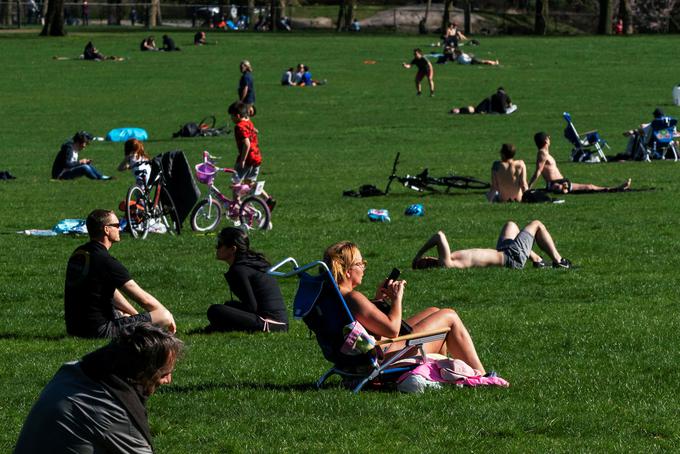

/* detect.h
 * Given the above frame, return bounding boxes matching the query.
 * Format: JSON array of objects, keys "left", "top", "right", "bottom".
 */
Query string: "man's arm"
[
  {"left": 119, "top": 280, "right": 176, "bottom": 333},
  {"left": 412, "top": 231, "right": 453, "bottom": 268},
  {"left": 239, "top": 84, "right": 249, "bottom": 102},
  {"left": 487, "top": 161, "right": 500, "bottom": 202},
  {"left": 519, "top": 160, "right": 528, "bottom": 192},
  {"left": 112, "top": 289, "right": 139, "bottom": 315},
  {"left": 528, "top": 151, "right": 547, "bottom": 189}
]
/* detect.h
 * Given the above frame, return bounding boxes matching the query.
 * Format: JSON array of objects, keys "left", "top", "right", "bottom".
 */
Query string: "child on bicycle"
[
  {"left": 228, "top": 101, "right": 275, "bottom": 211},
  {"left": 117, "top": 138, "right": 151, "bottom": 187}
]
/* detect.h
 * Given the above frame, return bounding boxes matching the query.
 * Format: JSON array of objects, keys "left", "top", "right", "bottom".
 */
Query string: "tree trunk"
[
  {"left": 534, "top": 0, "right": 547, "bottom": 35},
  {"left": 344, "top": 0, "right": 355, "bottom": 31},
  {"left": 247, "top": 0, "right": 255, "bottom": 30},
  {"left": 0, "top": 0, "right": 12, "bottom": 26},
  {"left": 40, "top": 0, "right": 65, "bottom": 35},
  {"left": 598, "top": 0, "right": 612, "bottom": 34},
  {"left": 442, "top": 0, "right": 453, "bottom": 32},
  {"left": 464, "top": 0, "right": 471, "bottom": 34},
  {"left": 149, "top": 0, "right": 161, "bottom": 27},
  {"left": 269, "top": 0, "right": 282, "bottom": 31},
  {"left": 619, "top": 0, "right": 633, "bottom": 34}
]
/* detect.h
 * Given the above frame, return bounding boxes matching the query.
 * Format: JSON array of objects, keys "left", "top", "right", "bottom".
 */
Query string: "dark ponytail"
[{"left": 217, "top": 227, "right": 269, "bottom": 264}]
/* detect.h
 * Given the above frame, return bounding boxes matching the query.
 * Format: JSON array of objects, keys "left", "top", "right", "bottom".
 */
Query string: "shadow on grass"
[
  {"left": 160, "top": 381, "right": 319, "bottom": 394},
  {"left": 0, "top": 332, "right": 68, "bottom": 341}
]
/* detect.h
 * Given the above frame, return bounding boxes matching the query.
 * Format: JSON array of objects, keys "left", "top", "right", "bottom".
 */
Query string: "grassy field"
[{"left": 1, "top": 30, "right": 680, "bottom": 452}]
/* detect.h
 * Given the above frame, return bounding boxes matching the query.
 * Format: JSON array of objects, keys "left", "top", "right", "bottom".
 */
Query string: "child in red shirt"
[{"left": 228, "top": 101, "right": 275, "bottom": 210}]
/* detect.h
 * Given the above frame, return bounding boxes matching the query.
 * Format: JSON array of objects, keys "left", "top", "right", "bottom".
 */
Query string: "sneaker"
[
  {"left": 552, "top": 258, "right": 572, "bottom": 269},
  {"left": 532, "top": 260, "right": 547, "bottom": 269},
  {"left": 266, "top": 197, "right": 276, "bottom": 212}
]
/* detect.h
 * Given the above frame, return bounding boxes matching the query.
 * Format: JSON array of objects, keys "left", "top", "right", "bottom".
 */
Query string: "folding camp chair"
[
  {"left": 269, "top": 258, "right": 449, "bottom": 393},
  {"left": 563, "top": 112, "right": 609, "bottom": 162},
  {"left": 645, "top": 117, "right": 679, "bottom": 161}
]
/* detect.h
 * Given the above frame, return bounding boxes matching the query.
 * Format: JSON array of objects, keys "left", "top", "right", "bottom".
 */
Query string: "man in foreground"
[
  {"left": 528, "top": 132, "right": 631, "bottom": 194},
  {"left": 412, "top": 221, "right": 572, "bottom": 270},
  {"left": 14, "top": 323, "right": 183, "bottom": 453},
  {"left": 64, "top": 209, "right": 176, "bottom": 338}
]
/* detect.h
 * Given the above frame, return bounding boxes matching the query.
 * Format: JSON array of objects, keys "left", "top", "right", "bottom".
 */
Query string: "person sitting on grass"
[
  {"left": 161, "top": 34, "right": 180, "bottom": 51},
  {"left": 449, "top": 87, "right": 516, "bottom": 115},
  {"left": 14, "top": 323, "right": 183, "bottom": 454},
  {"left": 324, "top": 241, "right": 488, "bottom": 374},
  {"left": 298, "top": 65, "right": 326, "bottom": 87},
  {"left": 64, "top": 209, "right": 176, "bottom": 338},
  {"left": 281, "top": 67, "right": 295, "bottom": 86},
  {"left": 117, "top": 138, "right": 151, "bottom": 187},
  {"left": 412, "top": 221, "right": 572, "bottom": 270},
  {"left": 194, "top": 31, "right": 207, "bottom": 45},
  {"left": 228, "top": 101, "right": 276, "bottom": 211},
  {"left": 402, "top": 48, "right": 435, "bottom": 97},
  {"left": 140, "top": 36, "right": 158, "bottom": 51},
  {"left": 51, "top": 131, "right": 112, "bottom": 180},
  {"left": 528, "top": 132, "right": 631, "bottom": 194},
  {"left": 453, "top": 48, "right": 499, "bottom": 66},
  {"left": 487, "top": 143, "right": 528, "bottom": 203},
  {"left": 206, "top": 227, "right": 288, "bottom": 333},
  {"left": 82, "top": 41, "right": 122, "bottom": 61}
]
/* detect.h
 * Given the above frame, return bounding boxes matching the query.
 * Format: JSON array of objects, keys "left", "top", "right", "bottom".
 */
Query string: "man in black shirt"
[
  {"left": 64, "top": 209, "right": 176, "bottom": 338},
  {"left": 402, "top": 48, "right": 435, "bottom": 97}
]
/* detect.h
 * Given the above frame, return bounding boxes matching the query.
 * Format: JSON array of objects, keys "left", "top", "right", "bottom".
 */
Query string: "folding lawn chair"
[
  {"left": 563, "top": 112, "right": 609, "bottom": 162},
  {"left": 268, "top": 258, "right": 449, "bottom": 394},
  {"left": 645, "top": 117, "right": 679, "bottom": 161}
]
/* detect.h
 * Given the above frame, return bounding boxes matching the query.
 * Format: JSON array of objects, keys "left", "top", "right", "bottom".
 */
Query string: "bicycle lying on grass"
[
  {"left": 190, "top": 151, "right": 271, "bottom": 232},
  {"left": 384, "top": 152, "right": 490, "bottom": 194},
  {"left": 124, "top": 159, "right": 181, "bottom": 239}
]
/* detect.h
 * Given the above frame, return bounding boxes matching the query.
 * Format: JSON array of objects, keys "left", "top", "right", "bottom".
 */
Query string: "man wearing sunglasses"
[{"left": 64, "top": 209, "right": 176, "bottom": 338}]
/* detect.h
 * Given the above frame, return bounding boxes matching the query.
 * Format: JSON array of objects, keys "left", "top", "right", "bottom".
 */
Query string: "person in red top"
[{"left": 228, "top": 101, "right": 275, "bottom": 210}]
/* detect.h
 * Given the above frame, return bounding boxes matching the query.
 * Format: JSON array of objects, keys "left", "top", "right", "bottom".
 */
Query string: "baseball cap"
[{"left": 73, "top": 131, "right": 94, "bottom": 143}]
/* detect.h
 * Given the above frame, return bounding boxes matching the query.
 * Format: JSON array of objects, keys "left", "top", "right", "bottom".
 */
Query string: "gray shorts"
[
  {"left": 233, "top": 164, "right": 260, "bottom": 183},
  {"left": 97, "top": 312, "right": 153, "bottom": 338},
  {"left": 496, "top": 230, "right": 535, "bottom": 269}
]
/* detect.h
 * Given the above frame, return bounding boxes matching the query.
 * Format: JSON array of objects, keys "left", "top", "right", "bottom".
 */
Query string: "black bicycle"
[{"left": 384, "top": 152, "right": 490, "bottom": 194}]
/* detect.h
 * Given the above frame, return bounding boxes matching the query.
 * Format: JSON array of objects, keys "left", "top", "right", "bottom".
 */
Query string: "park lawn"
[{"left": 1, "top": 30, "right": 679, "bottom": 452}]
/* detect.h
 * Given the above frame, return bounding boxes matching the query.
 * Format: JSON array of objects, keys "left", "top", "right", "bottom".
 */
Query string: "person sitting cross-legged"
[{"left": 412, "top": 221, "right": 572, "bottom": 270}]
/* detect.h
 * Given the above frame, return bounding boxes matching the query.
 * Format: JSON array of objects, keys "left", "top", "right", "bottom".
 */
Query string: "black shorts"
[
  {"left": 547, "top": 178, "right": 572, "bottom": 194},
  {"left": 97, "top": 312, "right": 153, "bottom": 338}
]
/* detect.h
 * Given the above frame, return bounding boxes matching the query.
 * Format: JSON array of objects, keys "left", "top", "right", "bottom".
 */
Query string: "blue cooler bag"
[{"left": 106, "top": 127, "right": 148, "bottom": 142}]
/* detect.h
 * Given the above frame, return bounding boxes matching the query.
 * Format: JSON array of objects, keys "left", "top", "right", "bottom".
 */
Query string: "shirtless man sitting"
[
  {"left": 412, "top": 220, "right": 572, "bottom": 270},
  {"left": 528, "top": 132, "right": 631, "bottom": 194},
  {"left": 488, "top": 143, "right": 527, "bottom": 202}
]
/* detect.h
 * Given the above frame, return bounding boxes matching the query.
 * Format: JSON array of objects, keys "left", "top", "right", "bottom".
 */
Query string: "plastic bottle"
[
  {"left": 367, "top": 209, "right": 390, "bottom": 222},
  {"left": 673, "top": 84, "right": 680, "bottom": 106}
]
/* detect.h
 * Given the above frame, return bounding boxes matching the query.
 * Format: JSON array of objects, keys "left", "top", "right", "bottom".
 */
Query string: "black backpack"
[{"left": 172, "top": 116, "right": 230, "bottom": 138}]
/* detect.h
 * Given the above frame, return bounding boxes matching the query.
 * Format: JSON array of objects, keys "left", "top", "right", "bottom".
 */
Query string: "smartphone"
[{"left": 383, "top": 267, "right": 401, "bottom": 288}]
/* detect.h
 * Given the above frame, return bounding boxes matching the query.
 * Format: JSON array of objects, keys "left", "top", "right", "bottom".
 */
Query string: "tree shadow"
[{"left": 160, "top": 381, "right": 320, "bottom": 394}]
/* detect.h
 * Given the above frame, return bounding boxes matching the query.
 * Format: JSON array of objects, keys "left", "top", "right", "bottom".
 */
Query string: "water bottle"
[
  {"left": 673, "top": 84, "right": 680, "bottom": 106},
  {"left": 367, "top": 209, "right": 390, "bottom": 222}
]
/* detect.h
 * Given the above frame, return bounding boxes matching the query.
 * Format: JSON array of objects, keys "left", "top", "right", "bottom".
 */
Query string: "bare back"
[
  {"left": 491, "top": 160, "right": 527, "bottom": 202},
  {"left": 449, "top": 249, "right": 505, "bottom": 268}
]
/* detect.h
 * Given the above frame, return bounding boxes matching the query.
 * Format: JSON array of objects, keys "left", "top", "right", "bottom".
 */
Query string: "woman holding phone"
[{"left": 323, "top": 241, "right": 486, "bottom": 373}]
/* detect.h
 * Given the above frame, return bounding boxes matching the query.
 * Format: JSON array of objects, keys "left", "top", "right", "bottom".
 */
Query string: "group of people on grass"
[{"left": 281, "top": 63, "right": 326, "bottom": 87}]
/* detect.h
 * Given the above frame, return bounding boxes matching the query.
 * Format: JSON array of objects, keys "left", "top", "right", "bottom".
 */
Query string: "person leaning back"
[{"left": 64, "top": 209, "right": 176, "bottom": 338}]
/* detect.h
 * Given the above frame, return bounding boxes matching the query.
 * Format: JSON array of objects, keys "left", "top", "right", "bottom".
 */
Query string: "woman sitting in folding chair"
[{"left": 324, "top": 241, "right": 486, "bottom": 374}]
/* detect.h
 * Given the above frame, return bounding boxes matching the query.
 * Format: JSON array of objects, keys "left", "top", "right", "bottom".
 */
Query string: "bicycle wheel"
[
  {"left": 441, "top": 175, "right": 490, "bottom": 190},
  {"left": 125, "top": 185, "right": 149, "bottom": 239},
  {"left": 190, "top": 197, "right": 223, "bottom": 232},
  {"left": 239, "top": 196, "right": 271, "bottom": 230},
  {"left": 158, "top": 186, "right": 181, "bottom": 235}
]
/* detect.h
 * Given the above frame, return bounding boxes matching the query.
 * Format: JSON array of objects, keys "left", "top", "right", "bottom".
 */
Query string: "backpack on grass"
[{"left": 172, "top": 115, "right": 230, "bottom": 138}]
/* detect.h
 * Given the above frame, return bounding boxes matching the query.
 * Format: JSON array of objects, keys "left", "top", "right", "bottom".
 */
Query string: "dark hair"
[
  {"left": 217, "top": 227, "right": 269, "bottom": 264},
  {"left": 109, "top": 323, "right": 183, "bottom": 389},
  {"left": 86, "top": 209, "right": 114, "bottom": 239},
  {"left": 228, "top": 101, "right": 249, "bottom": 118},
  {"left": 534, "top": 132, "right": 549, "bottom": 148},
  {"left": 73, "top": 131, "right": 93, "bottom": 144},
  {"left": 653, "top": 107, "right": 664, "bottom": 118},
  {"left": 414, "top": 48, "right": 422, "bottom": 54},
  {"left": 500, "top": 143, "right": 516, "bottom": 160}
]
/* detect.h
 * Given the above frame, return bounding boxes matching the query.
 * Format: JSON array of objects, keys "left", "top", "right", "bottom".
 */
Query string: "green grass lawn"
[{"left": 1, "top": 30, "right": 680, "bottom": 452}]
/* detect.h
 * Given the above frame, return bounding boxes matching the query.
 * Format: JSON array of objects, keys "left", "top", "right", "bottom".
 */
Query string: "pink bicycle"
[{"left": 190, "top": 151, "right": 271, "bottom": 232}]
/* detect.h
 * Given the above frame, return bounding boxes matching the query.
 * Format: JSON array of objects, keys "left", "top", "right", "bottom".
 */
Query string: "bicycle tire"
[
  {"left": 441, "top": 176, "right": 490, "bottom": 190},
  {"left": 159, "top": 186, "right": 181, "bottom": 235},
  {"left": 239, "top": 196, "right": 271, "bottom": 230},
  {"left": 125, "top": 185, "right": 149, "bottom": 239},
  {"left": 190, "top": 197, "right": 223, "bottom": 232}
]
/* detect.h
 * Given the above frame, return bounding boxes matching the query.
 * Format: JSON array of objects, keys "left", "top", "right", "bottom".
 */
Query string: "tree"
[
  {"left": 0, "top": 1, "right": 12, "bottom": 26},
  {"left": 619, "top": 0, "right": 633, "bottom": 33},
  {"left": 41, "top": 0, "right": 65, "bottom": 35},
  {"left": 598, "top": 0, "right": 612, "bottom": 34},
  {"left": 149, "top": 0, "right": 162, "bottom": 27},
  {"left": 442, "top": 0, "right": 453, "bottom": 31},
  {"left": 336, "top": 0, "right": 356, "bottom": 31},
  {"left": 247, "top": 0, "right": 255, "bottom": 30},
  {"left": 534, "top": 0, "right": 548, "bottom": 35}
]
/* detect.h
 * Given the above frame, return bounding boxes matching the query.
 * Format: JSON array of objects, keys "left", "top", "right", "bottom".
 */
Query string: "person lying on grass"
[
  {"left": 528, "top": 132, "right": 631, "bottom": 194},
  {"left": 324, "top": 241, "right": 487, "bottom": 374},
  {"left": 449, "top": 87, "right": 515, "bottom": 115},
  {"left": 412, "top": 221, "right": 572, "bottom": 270}
]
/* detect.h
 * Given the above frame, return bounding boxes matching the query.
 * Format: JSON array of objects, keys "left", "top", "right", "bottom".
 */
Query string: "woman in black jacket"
[{"left": 207, "top": 227, "right": 288, "bottom": 332}]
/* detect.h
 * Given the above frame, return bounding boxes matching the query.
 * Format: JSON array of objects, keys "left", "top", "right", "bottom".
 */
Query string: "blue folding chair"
[
  {"left": 269, "top": 258, "right": 449, "bottom": 393},
  {"left": 563, "top": 112, "right": 609, "bottom": 162},
  {"left": 645, "top": 117, "right": 679, "bottom": 161}
]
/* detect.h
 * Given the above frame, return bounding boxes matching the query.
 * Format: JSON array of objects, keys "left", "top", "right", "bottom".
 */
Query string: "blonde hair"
[
  {"left": 323, "top": 241, "right": 360, "bottom": 283},
  {"left": 124, "top": 139, "right": 149, "bottom": 161}
]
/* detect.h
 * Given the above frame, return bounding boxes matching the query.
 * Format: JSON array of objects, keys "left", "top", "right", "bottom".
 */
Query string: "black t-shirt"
[
  {"left": 64, "top": 241, "right": 131, "bottom": 337},
  {"left": 490, "top": 91, "right": 511, "bottom": 114},
  {"left": 410, "top": 56, "right": 430, "bottom": 73},
  {"left": 225, "top": 256, "right": 287, "bottom": 323},
  {"left": 51, "top": 141, "right": 73, "bottom": 179}
]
